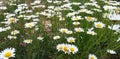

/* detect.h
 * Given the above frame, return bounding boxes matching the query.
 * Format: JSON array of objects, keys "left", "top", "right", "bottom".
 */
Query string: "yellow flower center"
[
  {"left": 10, "top": 18, "right": 15, "bottom": 23},
  {"left": 28, "top": 23, "right": 33, "bottom": 27},
  {"left": 70, "top": 47, "right": 75, "bottom": 52},
  {"left": 4, "top": 52, "right": 12, "bottom": 58},
  {"left": 69, "top": 39, "right": 74, "bottom": 43},
  {"left": 96, "top": 24, "right": 102, "bottom": 28},
  {"left": 61, "top": 29, "right": 67, "bottom": 33},
  {"left": 63, "top": 46, "right": 69, "bottom": 52},
  {"left": 77, "top": 29, "right": 81, "bottom": 32},
  {"left": 89, "top": 32, "right": 94, "bottom": 35},
  {"left": 25, "top": 40, "right": 31, "bottom": 43},
  {"left": 87, "top": 16, "right": 92, "bottom": 21},
  {"left": 90, "top": 56, "right": 95, "bottom": 59},
  {"left": 74, "top": 17, "right": 79, "bottom": 20}
]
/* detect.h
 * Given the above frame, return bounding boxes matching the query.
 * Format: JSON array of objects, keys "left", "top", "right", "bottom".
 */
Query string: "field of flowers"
[{"left": 0, "top": 0, "right": 120, "bottom": 59}]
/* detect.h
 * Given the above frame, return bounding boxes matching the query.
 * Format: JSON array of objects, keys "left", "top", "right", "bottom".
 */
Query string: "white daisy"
[
  {"left": 88, "top": 54, "right": 97, "bottom": 59},
  {"left": 66, "top": 30, "right": 73, "bottom": 34},
  {"left": 23, "top": 39, "right": 32, "bottom": 44},
  {"left": 0, "top": 48, "right": 15, "bottom": 59},
  {"left": 69, "top": 45, "right": 78, "bottom": 54},
  {"left": 71, "top": 16, "right": 82, "bottom": 21},
  {"left": 59, "top": 28, "right": 68, "bottom": 33},
  {"left": 25, "top": 22, "right": 37, "bottom": 28},
  {"left": 72, "top": 22, "right": 80, "bottom": 26},
  {"left": 87, "top": 30, "right": 97, "bottom": 35},
  {"left": 67, "top": 37, "right": 76, "bottom": 43},
  {"left": 74, "top": 27, "right": 84, "bottom": 32},
  {"left": 53, "top": 36, "right": 60, "bottom": 40},
  {"left": 107, "top": 49, "right": 116, "bottom": 54},
  {"left": 11, "top": 30, "right": 20, "bottom": 35},
  {"left": 94, "top": 22, "right": 105, "bottom": 28}
]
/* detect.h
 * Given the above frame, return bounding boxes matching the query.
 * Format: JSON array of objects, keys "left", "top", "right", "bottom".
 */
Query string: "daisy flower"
[
  {"left": 59, "top": 28, "right": 68, "bottom": 33},
  {"left": 88, "top": 54, "right": 97, "bottom": 59},
  {"left": 0, "top": 48, "right": 15, "bottom": 59},
  {"left": 74, "top": 27, "right": 84, "bottom": 32},
  {"left": 94, "top": 22, "right": 105, "bottom": 28},
  {"left": 53, "top": 36, "right": 60, "bottom": 40},
  {"left": 7, "top": 18, "right": 18, "bottom": 24},
  {"left": 87, "top": 30, "right": 97, "bottom": 35},
  {"left": 72, "top": 22, "right": 80, "bottom": 26},
  {"left": 67, "top": 37, "right": 76, "bottom": 43},
  {"left": 71, "top": 16, "right": 82, "bottom": 21},
  {"left": 25, "top": 22, "right": 37, "bottom": 28},
  {"left": 11, "top": 30, "right": 20, "bottom": 35},
  {"left": 66, "top": 30, "right": 73, "bottom": 34},
  {"left": 37, "top": 36, "right": 44, "bottom": 41},
  {"left": 62, "top": 44, "right": 70, "bottom": 54},
  {"left": 69, "top": 45, "right": 78, "bottom": 54},
  {"left": 23, "top": 39, "right": 33, "bottom": 44},
  {"left": 107, "top": 49, "right": 116, "bottom": 54},
  {"left": 56, "top": 44, "right": 64, "bottom": 51},
  {"left": 85, "top": 16, "right": 97, "bottom": 22}
]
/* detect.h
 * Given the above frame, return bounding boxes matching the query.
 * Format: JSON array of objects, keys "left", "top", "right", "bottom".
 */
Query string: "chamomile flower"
[
  {"left": 0, "top": 48, "right": 15, "bottom": 59},
  {"left": 53, "top": 36, "right": 60, "bottom": 40},
  {"left": 67, "top": 37, "right": 76, "bottom": 43},
  {"left": 74, "top": 27, "right": 84, "bottom": 32},
  {"left": 59, "top": 28, "right": 68, "bottom": 33},
  {"left": 8, "top": 35, "right": 17, "bottom": 39},
  {"left": 88, "top": 54, "right": 97, "bottom": 59},
  {"left": 66, "top": 30, "right": 73, "bottom": 34},
  {"left": 87, "top": 30, "right": 97, "bottom": 35},
  {"left": 62, "top": 44, "right": 70, "bottom": 54},
  {"left": 107, "top": 49, "right": 116, "bottom": 54},
  {"left": 37, "top": 36, "right": 44, "bottom": 41},
  {"left": 59, "top": 17, "right": 65, "bottom": 21},
  {"left": 71, "top": 16, "right": 82, "bottom": 21},
  {"left": 85, "top": 16, "right": 97, "bottom": 22},
  {"left": 23, "top": 39, "right": 32, "bottom": 44},
  {"left": 56, "top": 44, "right": 64, "bottom": 51},
  {"left": 94, "top": 22, "right": 105, "bottom": 28},
  {"left": 7, "top": 18, "right": 18, "bottom": 24},
  {"left": 72, "top": 22, "right": 80, "bottom": 26},
  {"left": 11, "top": 30, "right": 20, "bottom": 35},
  {"left": 69, "top": 45, "right": 78, "bottom": 54},
  {"left": 25, "top": 22, "right": 37, "bottom": 28}
]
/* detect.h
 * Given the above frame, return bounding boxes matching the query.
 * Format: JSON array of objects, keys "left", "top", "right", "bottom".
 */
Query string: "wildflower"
[
  {"left": 74, "top": 27, "right": 84, "bottom": 32},
  {"left": 85, "top": 16, "right": 97, "bottom": 22},
  {"left": 23, "top": 39, "right": 32, "bottom": 44},
  {"left": 0, "top": 48, "right": 15, "bottom": 59},
  {"left": 71, "top": 16, "right": 82, "bottom": 21},
  {"left": 94, "top": 22, "right": 105, "bottom": 28},
  {"left": 53, "top": 36, "right": 60, "bottom": 40},
  {"left": 11, "top": 30, "right": 20, "bottom": 35},
  {"left": 57, "top": 44, "right": 64, "bottom": 51},
  {"left": 59, "top": 28, "right": 68, "bottom": 33},
  {"left": 8, "top": 18, "right": 18, "bottom": 24},
  {"left": 37, "top": 36, "right": 44, "bottom": 41},
  {"left": 8, "top": 35, "right": 17, "bottom": 39},
  {"left": 25, "top": 22, "right": 37, "bottom": 28},
  {"left": 66, "top": 31, "right": 73, "bottom": 34},
  {"left": 107, "top": 49, "right": 116, "bottom": 54},
  {"left": 72, "top": 22, "right": 80, "bottom": 26},
  {"left": 87, "top": 30, "right": 97, "bottom": 35},
  {"left": 67, "top": 37, "right": 76, "bottom": 43},
  {"left": 69, "top": 45, "right": 78, "bottom": 54},
  {"left": 62, "top": 44, "right": 70, "bottom": 54},
  {"left": 88, "top": 54, "right": 97, "bottom": 59}
]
